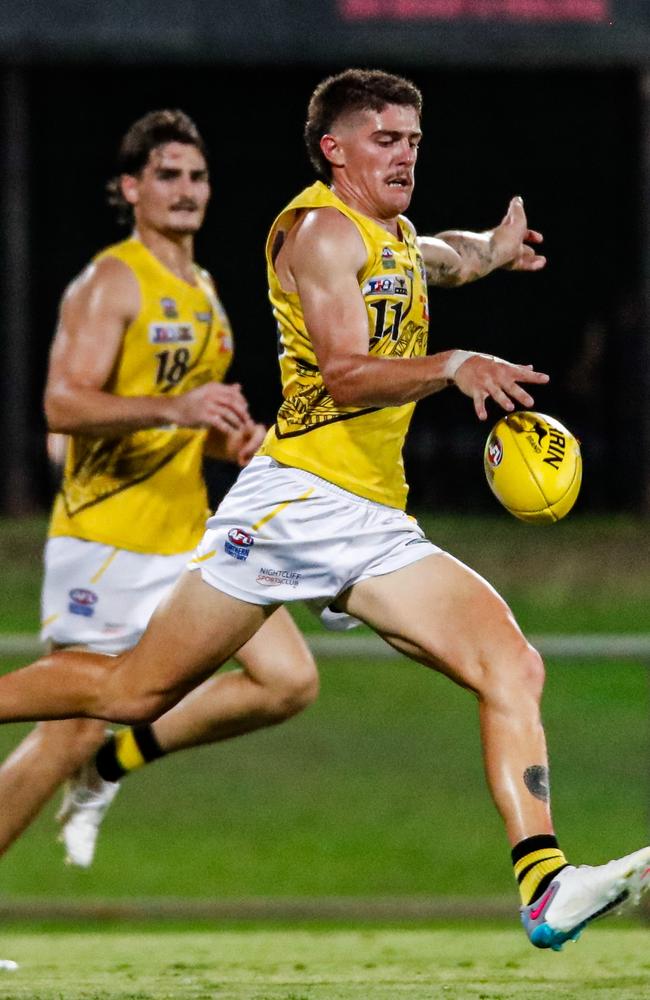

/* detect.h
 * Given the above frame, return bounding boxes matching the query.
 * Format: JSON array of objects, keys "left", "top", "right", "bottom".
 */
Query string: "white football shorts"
[
  {"left": 189, "top": 456, "right": 441, "bottom": 610},
  {"left": 41, "top": 537, "right": 191, "bottom": 654}
]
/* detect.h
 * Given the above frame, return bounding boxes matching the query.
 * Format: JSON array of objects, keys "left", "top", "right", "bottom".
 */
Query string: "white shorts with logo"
[
  {"left": 41, "top": 537, "right": 191, "bottom": 654},
  {"left": 190, "top": 456, "right": 441, "bottom": 614}
]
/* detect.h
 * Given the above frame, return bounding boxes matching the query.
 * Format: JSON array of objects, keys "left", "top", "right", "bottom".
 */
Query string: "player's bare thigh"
[
  {"left": 338, "top": 552, "right": 534, "bottom": 692},
  {"left": 103, "top": 569, "right": 273, "bottom": 717}
]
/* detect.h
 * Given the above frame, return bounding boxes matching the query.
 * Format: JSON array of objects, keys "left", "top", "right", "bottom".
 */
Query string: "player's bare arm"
[
  {"left": 285, "top": 207, "right": 548, "bottom": 416},
  {"left": 45, "top": 256, "right": 249, "bottom": 436},
  {"left": 418, "top": 196, "right": 546, "bottom": 287}
]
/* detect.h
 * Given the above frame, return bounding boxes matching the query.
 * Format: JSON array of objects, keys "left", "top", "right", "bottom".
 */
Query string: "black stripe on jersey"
[
  {"left": 274, "top": 407, "right": 380, "bottom": 440},
  {"left": 64, "top": 439, "right": 193, "bottom": 517},
  {"left": 294, "top": 357, "right": 320, "bottom": 373}
]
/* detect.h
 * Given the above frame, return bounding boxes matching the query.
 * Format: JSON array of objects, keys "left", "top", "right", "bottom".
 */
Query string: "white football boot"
[
  {"left": 521, "top": 845, "right": 650, "bottom": 951},
  {"left": 56, "top": 761, "right": 120, "bottom": 868}
]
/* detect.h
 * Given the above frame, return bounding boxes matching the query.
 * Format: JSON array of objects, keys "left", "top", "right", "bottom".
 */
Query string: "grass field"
[
  {"left": 0, "top": 516, "right": 648, "bottom": 902},
  {"left": 3, "top": 513, "right": 650, "bottom": 635},
  {"left": 0, "top": 924, "right": 648, "bottom": 999},
  {"left": 0, "top": 516, "right": 648, "bottom": 996},
  {"left": 0, "top": 652, "right": 646, "bottom": 901}
]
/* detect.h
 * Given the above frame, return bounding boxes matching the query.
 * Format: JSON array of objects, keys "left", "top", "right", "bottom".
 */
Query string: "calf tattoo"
[{"left": 523, "top": 765, "right": 550, "bottom": 802}]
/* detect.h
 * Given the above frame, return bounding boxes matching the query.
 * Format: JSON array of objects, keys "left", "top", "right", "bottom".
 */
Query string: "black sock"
[
  {"left": 512, "top": 834, "right": 569, "bottom": 905},
  {"left": 95, "top": 724, "right": 166, "bottom": 783}
]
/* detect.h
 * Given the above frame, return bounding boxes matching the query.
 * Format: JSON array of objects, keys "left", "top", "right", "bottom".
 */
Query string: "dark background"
[{"left": 2, "top": 0, "right": 648, "bottom": 515}]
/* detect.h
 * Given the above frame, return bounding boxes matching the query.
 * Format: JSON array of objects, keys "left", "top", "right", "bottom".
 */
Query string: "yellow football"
[{"left": 484, "top": 411, "right": 582, "bottom": 523}]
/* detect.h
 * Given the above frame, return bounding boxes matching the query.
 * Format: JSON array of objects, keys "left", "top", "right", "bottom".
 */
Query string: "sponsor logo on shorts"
[
  {"left": 487, "top": 435, "right": 504, "bottom": 468},
  {"left": 256, "top": 568, "right": 301, "bottom": 588},
  {"left": 149, "top": 323, "right": 194, "bottom": 344},
  {"left": 102, "top": 623, "right": 128, "bottom": 635},
  {"left": 405, "top": 537, "right": 430, "bottom": 547},
  {"left": 224, "top": 527, "right": 254, "bottom": 561},
  {"left": 68, "top": 588, "right": 98, "bottom": 617}
]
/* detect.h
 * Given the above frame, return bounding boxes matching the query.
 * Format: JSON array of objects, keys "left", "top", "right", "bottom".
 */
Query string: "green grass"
[
  {"left": 3, "top": 514, "right": 650, "bottom": 634},
  {"left": 0, "top": 517, "right": 649, "bottom": 996},
  {"left": 0, "top": 924, "right": 649, "bottom": 999},
  {"left": 0, "top": 515, "right": 647, "bottom": 902},
  {"left": 0, "top": 654, "right": 646, "bottom": 900}
]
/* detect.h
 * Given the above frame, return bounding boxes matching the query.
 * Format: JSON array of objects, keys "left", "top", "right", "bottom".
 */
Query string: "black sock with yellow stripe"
[
  {"left": 95, "top": 725, "right": 166, "bottom": 782},
  {"left": 512, "top": 834, "right": 569, "bottom": 906}
]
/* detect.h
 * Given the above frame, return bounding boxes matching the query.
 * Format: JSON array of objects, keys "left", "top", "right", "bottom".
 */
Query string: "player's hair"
[
  {"left": 106, "top": 109, "right": 207, "bottom": 224},
  {"left": 304, "top": 69, "right": 423, "bottom": 180}
]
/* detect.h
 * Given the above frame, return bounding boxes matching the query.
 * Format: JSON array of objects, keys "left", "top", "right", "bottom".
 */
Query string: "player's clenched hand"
[
  {"left": 453, "top": 355, "right": 550, "bottom": 421},
  {"left": 171, "top": 382, "right": 250, "bottom": 432},
  {"left": 236, "top": 422, "right": 266, "bottom": 467},
  {"left": 498, "top": 197, "right": 546, "bottom": 273}
]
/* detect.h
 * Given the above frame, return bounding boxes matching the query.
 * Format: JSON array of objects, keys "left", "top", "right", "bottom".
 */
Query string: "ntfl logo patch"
[{"left": 381, "top": 246, "right": 396, "bottom": 270}]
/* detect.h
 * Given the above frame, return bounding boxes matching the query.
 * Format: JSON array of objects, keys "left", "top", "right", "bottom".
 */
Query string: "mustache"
[{"left": 170, "top": 200, "right": 199, "bottom": 211}]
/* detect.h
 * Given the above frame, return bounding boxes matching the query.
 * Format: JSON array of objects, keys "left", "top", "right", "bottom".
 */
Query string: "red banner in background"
[{"left": 339, "top": 1, "right": 609, "bottom": 21}]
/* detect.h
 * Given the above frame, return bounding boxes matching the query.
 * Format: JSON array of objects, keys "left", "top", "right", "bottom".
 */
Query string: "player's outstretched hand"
[
  {"left": 499, "top": 196, "right": 546, "bottom": 272},
  {"left": 172, "top": 381, "right": 250, "bottom": 432},
  {"left": 453, "top": 354, "right": 550, "bottom": 421}
]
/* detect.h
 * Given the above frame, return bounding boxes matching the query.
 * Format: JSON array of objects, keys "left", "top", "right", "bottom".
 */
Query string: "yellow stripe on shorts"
[
  {"left": 189, "top": 549, "right": 216, "bottom": 564},
  {"left": 251, "top": 487, "right": 315, "bottom": 532},
  {"left": 90, "top": 548, "right": 119, "bottom": 584}
]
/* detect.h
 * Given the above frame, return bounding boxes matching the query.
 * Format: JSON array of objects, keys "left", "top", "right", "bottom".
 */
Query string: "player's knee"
[
  {"left": 98, "top": 673, "right": 174, "bottom": 725},
  {"left": 266, "top": 657, "right": 320, "bottom": 720},
  {"left": 287, "top": 658, "right": 320, "bottom": 714},
  {"left": 103, "top": 690, "right": 170, "bottom": 725},
  {"left": 521, "top": 643, "right": 545, "bottom": 698},
  {"left": 483, "top": 640, "right": 545, "bottom": 706},
  {"left": 504, "top": 641, "right": 545, "bottom": 701},
  {"left": 33, "top": 718, "right": 108, "bottom": 764}
]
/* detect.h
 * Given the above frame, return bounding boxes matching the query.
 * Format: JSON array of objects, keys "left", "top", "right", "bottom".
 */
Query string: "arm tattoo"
[
  {"left": 523, "top": 765, "right": 550, "bottom": 803},
  {"left": 425, "top": 259, "right": 458, "bottom": 285},
  {"left": 430, "top": 233, "right": 497, "bottom": 285}
]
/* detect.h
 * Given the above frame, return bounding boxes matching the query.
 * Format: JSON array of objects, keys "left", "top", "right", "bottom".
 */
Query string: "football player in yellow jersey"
[
  {"left": 0, "top": 74, "right": 648, "bottom": 950},
  {"left": 0, "top": 109, "right": 318, "bottom": 869}
]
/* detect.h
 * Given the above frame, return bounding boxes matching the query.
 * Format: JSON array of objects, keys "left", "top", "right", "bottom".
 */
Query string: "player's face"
[
  {"left": 124, "top": 142, "right": 210, "bottom": 236},
  {"left": 330, "top": 104, "right": 421, "bottom": 220}
]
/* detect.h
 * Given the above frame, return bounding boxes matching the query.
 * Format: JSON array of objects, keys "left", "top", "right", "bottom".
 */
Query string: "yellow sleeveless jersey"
[
  {"left": 259, "top": 181, "right": 429, "bottom": 510},
  {"left": 49, "top": 237, "right": 234, "bottom": 555}
]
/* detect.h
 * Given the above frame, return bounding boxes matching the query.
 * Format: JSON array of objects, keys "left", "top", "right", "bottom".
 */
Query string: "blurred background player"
[{"left": 0, "top": 109, "right": 319, "bottom": 868}]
